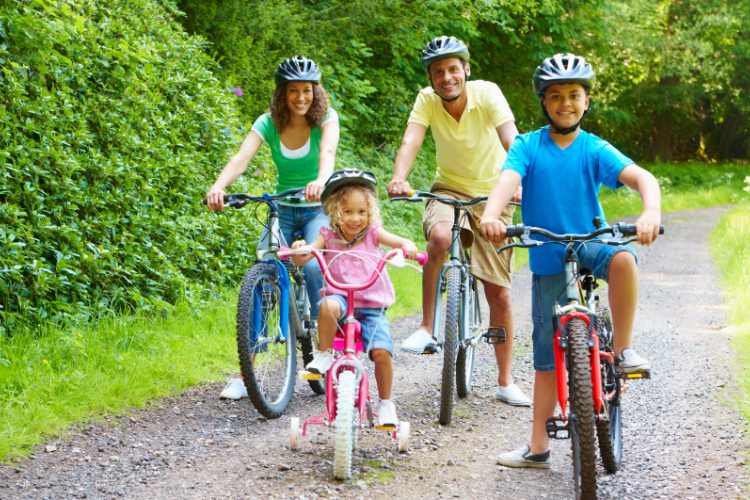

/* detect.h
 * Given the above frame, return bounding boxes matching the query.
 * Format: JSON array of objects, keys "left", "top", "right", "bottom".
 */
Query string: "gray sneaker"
[
  {"left": 616, "top": 347, "right": 651, "bottom": 374},
  {"left": 496, "top": 444, "right": 550, "bottom": 469}
]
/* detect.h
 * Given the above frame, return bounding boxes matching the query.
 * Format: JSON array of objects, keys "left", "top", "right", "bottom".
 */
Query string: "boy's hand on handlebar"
[
  {"left": 305, "top": 179, "right": 325, "bottom": 203},
  {"left": 635, "top": 208, "right": 661, "bottom": 246},
  {"left": 205, "top": 187, "right": 226, "bottom": 211},
  {"left": 401, "top": 240, "right": 418, "bottom": 260},
  {"left": 387, "top": 179, "right": 411, "bottom": 199},
  {"left": 479, "top": 217, "right": 507, "bottom": 245}
]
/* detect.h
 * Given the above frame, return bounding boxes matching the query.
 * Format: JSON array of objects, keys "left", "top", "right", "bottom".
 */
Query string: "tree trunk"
[
  {"left": 647, "top": 110, "right": 674, "bottom": 163},
  {"left": 717, "top": 106, "right": 744, "bottom": 160}
]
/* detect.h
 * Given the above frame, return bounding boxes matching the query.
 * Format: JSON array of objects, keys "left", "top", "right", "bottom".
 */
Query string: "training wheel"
[
  {"left": 290, "top": 417, "right": 300, "bottom": 450},
  {"left": 397, "top": 421, "right": 410, "bottom": 453}
]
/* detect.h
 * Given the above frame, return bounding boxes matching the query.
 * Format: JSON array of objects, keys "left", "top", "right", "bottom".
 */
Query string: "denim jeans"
[{"left": 258, "top": 204, "right": 329, "bottom": 320}]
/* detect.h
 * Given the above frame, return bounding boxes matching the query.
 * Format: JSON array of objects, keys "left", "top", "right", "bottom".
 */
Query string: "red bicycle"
[
  {"left": 279, "top": 245, "right": 426, "bottom": 479},
  {"left": 497, "top": 219, "right": 662, "bottom": 500}
]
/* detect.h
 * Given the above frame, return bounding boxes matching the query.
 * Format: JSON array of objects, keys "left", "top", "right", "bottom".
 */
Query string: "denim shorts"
[
  {"left": 531, "top": 242, "right": 638, "bottom": 372},
  {"left": 319, "top": 294, "right": 394, "bottom": 360}
]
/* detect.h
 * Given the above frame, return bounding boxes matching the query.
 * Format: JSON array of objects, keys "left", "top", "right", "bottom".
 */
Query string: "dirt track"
[{"left": 0, "top": 206, "right": 746, "bottom": 500}]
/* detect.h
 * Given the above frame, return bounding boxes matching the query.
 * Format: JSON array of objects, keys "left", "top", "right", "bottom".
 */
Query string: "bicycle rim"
[
  {"left": 439, "top": 267, "right": 461, "bottom": 425},
  {"left": 236, "top": 264, "right": 296, "bottom": 418},
  {"left": 456, "top": 276, "right": 479, "bottom": 398},
  {"left": 567, "top": 317, "right": 597, "bottom": 500}
]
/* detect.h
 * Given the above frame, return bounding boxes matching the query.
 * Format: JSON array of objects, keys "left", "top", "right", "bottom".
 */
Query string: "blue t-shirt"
[{"left": 502, "top": 126, "right": 633, "bottom": 275}]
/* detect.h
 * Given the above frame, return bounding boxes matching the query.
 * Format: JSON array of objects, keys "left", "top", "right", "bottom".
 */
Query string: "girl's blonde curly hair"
[{"left": 322, "top": 184, "right": 381, "bottom": 237}]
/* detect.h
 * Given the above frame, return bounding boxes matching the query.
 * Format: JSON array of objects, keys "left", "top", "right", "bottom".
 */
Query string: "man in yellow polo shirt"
[{"left": 387, "top": 36, "right": 530, "bottom": 407}]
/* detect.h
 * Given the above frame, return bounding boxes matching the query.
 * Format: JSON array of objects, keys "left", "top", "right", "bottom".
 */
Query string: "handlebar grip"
[
  {"left": 505, "top": 225, "right": 525, "bottom": 238},
  {"left": 617, "top": 224, "right": 665, "bottom": 236},
  {"left": 400, "top": 248, "right": 428, "bottom": 266}
]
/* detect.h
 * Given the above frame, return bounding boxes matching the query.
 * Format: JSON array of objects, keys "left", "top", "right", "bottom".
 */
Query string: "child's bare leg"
[
  {"left": 607, "top": 251, "right": 639, "bottom": 356},
  {"left": 371, "top": 349, "right": 393, "bottom": 400},
  {"left": 529, "top": 371, "right": 556, "bottom": 454},
  {"left": 317, "top": 298, "right": 342, "bottom": 351}
]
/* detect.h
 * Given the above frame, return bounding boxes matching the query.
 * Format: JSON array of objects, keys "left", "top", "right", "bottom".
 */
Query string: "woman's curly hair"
[
  {"left": 269, "top": 82, "right": 331, "bottom": 132},
  {"left": 323, "top": 184, "right": 381, "bottom": 237}
]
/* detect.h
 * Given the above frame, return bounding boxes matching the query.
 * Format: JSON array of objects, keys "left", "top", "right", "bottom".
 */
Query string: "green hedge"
[{"left": 0, "top": 0, "right": 270, "bottom": 333}]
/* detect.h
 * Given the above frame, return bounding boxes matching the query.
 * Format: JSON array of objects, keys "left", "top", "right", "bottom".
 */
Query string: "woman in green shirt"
[{"left": 206, "top": 56, "right": 339, "bottom": 399}]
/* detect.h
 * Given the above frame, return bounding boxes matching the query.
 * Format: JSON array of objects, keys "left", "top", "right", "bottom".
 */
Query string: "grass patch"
[
  {"left": 0, "top": 291, "right": 239, "bottom": 462},
  {"left": 708, "top": 201, "right": 750, "bottom": 423}
]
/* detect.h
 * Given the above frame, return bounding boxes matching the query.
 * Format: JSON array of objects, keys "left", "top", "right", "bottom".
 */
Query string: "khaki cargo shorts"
[{"left": 422, "top": 182, "right": 515, "bottom": 288}]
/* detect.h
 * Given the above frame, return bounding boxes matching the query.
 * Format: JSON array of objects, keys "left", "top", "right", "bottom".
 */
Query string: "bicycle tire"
[
  {"left": 567, "top": 317, "right": 598, "bottom": 500},
  {"left": 299, "top": 336, "right": 326, "bottom": 395},
  {"left": 439, "top": 267, "right": 461, "bottom": 425},
  {"left": 333, "top": 370, "right": 356, "bottom": 480},
  {"left": 456, "top": 276, "right": 480, "bottom": 398},
  {"left": 236, "top": 263, "right": 296, "bottom": 419},
  {"left": 595, "top": 306, "right": 622, "bottom": 473}
]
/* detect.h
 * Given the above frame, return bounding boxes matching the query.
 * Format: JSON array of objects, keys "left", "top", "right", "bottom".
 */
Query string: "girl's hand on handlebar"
[
  {"left": 205, "top": 187, "right": 227, "bottom": 211},
  {"left": 291, "top": 239, "right": 308, "bottom": 250},
  {"left": 401, "top": 240, "right": 418, "bottom": 260},
  {"left": 479, "top": 217, "right": 507, "bottom": 245},
  {"left": 635, "top": 208, "right": 661, "bottom": 246},
  {"left": 305, "top": 179, "right": 325, "bottom": 203}
]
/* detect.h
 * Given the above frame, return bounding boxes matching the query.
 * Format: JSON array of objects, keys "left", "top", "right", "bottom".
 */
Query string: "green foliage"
[{"left": 0, "top": 0, "right": 269, "bottom": 333}]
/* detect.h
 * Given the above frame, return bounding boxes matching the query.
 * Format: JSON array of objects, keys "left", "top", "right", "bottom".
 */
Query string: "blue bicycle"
[{"left": 209, "top": 188, "right": 324, "bottom": 418}]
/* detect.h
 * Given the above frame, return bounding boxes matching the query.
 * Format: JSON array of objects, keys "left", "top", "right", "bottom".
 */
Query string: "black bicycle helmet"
[
  {"left": 321, "top": 169, "right": 378, "bottom": 204},
  {"left": 532, "top": 53, "right": 596, "bottom": 99},
  {"left": 274, "top": 56, "right": 322, "bottom": 87},
  {"left": 421, "top": 36, "right": 469, "bottom": 70}
]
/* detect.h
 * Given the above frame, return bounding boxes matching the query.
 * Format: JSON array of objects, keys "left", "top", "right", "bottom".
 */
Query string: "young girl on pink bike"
[{"left": 290, "top": 169, "right": 418, "bottom": 428}]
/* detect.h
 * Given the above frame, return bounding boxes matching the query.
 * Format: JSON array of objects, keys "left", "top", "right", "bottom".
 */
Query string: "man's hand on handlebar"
[
  {"left": 635, "top": 208, "right": 661, "bottom": 247},
  {"left": 478, "top": 217, "right": 508, "bottom": 245},
  {"left": 205, "top": 187, "right": 227, "bottom": 211},
  {"left": 387, "top": 178, "right": 412, "bottom": 199}
]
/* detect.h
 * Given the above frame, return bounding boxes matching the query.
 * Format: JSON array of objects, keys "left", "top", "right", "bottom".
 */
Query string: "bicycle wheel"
[
  {"left": 237, "top": 263, "right": 296, "bottom": 419},
  {"left": 567, "top": 317, "right": 598, "bottom": 500},
  {"left": 456, "top": 275, "right": 480, "bottom": 398},
  {"left": 595, "top": 306, "right": 622, "bottom": 473},
  {"left": 333, "top": 370, "right": 356, "bottom": 480},
  {"left": 439, "top": 267, "right": 461, "bottom": 425}
]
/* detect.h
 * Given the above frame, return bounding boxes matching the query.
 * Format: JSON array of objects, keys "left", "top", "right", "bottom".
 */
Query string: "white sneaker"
[
  {"left": 400, "top": 328, "right": 437, "bottom": 354},
  {"left": 616, "top": 347, "right": 651, "bottom": 374},
  {"left": 219, "top": 378, "right": 248, "bottom": 400},
  {"left": 496, "top": 444, "right": 550, "bottom": 468},
  {"left": 377, "top": 399, "right": 398, "bottom": 427},
  {"left": 495, "top": 384, "right": 532, "bottom": 407},
  {"left": 306, "top": 349, "right": 335, "bottom": 375}
]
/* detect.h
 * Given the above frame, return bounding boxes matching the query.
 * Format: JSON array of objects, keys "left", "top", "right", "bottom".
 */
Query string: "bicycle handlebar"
[
  {"left": 277, "top": 247, "right": 427, "bottom": 292},
  {"left": 497, "top": 223, "right": 665, "bottom": 253},
  {"left": 390, "top": 190, "right": 520, "bottom": 208},
  {"left": 202, "top": 187, "right": 306, "bottom": 208}
]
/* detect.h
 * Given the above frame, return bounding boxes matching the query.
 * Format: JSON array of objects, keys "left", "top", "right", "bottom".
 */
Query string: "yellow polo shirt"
[{"left": 408, "top": 80, "right": 514, "bottom": 197}]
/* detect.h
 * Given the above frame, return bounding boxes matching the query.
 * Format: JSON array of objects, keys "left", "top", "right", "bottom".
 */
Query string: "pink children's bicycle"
[{"left": 279, "top": 245, "right": 427, "bottom": 480}]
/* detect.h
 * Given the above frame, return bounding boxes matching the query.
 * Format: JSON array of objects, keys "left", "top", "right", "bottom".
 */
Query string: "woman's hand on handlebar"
[
  {"left": 305, "top": 179, "right": 325, "bottom": 203},
  {"left": 205, "top": 187, "right": 227, "bottom": 211},
  {"left": 635, "top": 208, "right": 661, "bottom": 247},
  {"left": 479, "top": 217, "right": 507, "bottom": 245},
  {"left": 387, "top": 178, "right": 412, "bottom": 199}
]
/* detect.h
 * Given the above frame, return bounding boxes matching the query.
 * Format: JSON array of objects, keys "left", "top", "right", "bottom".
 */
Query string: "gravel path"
[{"left": 1, "top": 206, "right": 746, "bottom": 500}]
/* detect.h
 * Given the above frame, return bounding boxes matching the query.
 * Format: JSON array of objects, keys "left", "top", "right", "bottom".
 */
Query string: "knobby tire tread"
[
  {"left": 595, "top": 306, "right": 622, "bottom": 473},
  {"left": 333, "top": 371, "right": 356, "bottom": 479},
  {"left": 568, "top": 318, "right": 598, "bottom": 500},
  {"left": 236, "top": 264, "right": 296, "bottom": 419},
  {"left": 439, "top": 267, "right": 461, "bottom": 425}
]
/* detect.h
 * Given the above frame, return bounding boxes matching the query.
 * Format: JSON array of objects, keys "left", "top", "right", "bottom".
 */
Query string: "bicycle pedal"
[
  {"left": 482, "top": 327, "right": 507, "bottom": 345},
  {"left": 375, "top": 424, "right": 396, "bottom": 431},
  {"left": 545, "top": 417, "right": 570, "bottom": 440},
  {"left": 422, "top": 344, "right": 441, "bottom": 355},
  {"left": 621, "top": 370, "right": 651, "bottom": 380},
  {"left": 299, "top": 370, "right": 323, "bottom": 380}
]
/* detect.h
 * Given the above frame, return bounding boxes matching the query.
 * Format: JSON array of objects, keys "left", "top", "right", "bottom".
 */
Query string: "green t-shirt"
[{"left": 251, "top": 109, "right": 338, "bottom": 203}]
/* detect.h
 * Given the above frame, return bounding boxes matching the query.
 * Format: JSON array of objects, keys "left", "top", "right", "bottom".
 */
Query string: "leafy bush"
[{"left": 0, "top": 0, "right": 268, "bottom": 333}]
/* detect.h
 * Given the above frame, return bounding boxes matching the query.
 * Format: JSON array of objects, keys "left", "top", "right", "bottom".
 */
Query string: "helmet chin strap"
[{"left": 542, "top": 103, "right": 591, "bottom": 136}]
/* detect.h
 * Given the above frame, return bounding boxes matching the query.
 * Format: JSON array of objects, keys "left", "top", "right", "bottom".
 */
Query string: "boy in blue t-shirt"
[{"left": 479, "top": 54, "right": 662, "bottom": 468}]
